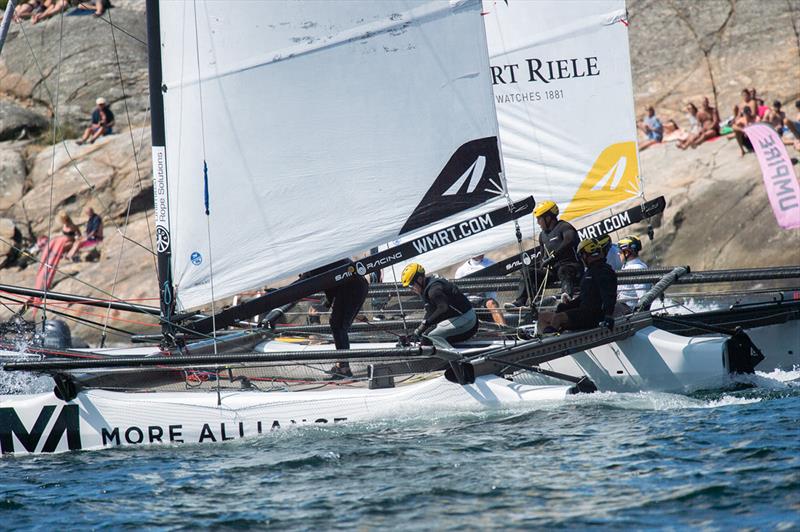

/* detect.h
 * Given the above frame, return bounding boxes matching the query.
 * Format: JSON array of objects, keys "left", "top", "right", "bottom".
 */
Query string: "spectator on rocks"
[
  {"left": 662, "top": 119, "right": 686, "bottom": 143},
  {"left": 732, "top": 89, "right": 758, "bottom": 124},
  {"left": 782, "top": 100, "right": 800, "bottom": 150},
  {"left": 764, "top": 100, "right": 786, "bottom": 134},
  {"left": 66, "top": 206, "right": 103, "bottom": 262},
  {"left": 637, "top": 106, "right": 663, "bottom": 150},
  {"left": 677, "top": 103, "right": 702, "bottom": 149},
  {"left": 681, "top": 97, "right": 720, "bottom": 149},
  {"left": 77, "top": 98, "right": 115, "bottom": 145},
  {"left": 12, "top": 0, "right": 44, "bottom": 22},
  {"left": 733, "top": 106, "right": 757, "bottom": 156},
  {"left": 31, "top": 0, "right": 67, "bottom": 24}
]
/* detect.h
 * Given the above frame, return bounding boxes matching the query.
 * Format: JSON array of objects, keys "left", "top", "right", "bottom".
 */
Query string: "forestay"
[
  {"left": 384, "top": 0, "right": 642, "bottom": 276},
  {"left": 156, "top": 0, "right": 502, "bottom": 310}
]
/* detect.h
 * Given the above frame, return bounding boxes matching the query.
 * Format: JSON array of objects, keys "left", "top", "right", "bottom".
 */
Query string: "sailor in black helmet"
[
  {"left": 401, "top": 263, "right": 478, "bottom": 348},
  {"left": 508, "top": 200, "right": 583, "bottom": 308},
  {"left": 537, "top": 237, "right": 617, "bottom": 333}
]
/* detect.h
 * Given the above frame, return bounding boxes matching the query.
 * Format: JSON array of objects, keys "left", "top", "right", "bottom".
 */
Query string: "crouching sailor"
[
  {"left": 401, "top": 263, "right": 478, "bottom": 348},
  {"left": 537, "top": 238, "right": 617, "bottom": 333}
]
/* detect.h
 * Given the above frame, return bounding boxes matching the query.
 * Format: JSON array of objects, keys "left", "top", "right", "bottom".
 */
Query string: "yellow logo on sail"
[{"left": 560, "top": 142, "right": 641, "bottom": 221}]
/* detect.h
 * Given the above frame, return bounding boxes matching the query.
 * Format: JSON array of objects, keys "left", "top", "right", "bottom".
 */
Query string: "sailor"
[
  {"left": 536, "top": 238, "right": 617, "bottom": 333},
  {"left": 324, "top": 270, "right": 369, "bottom": 378},
  {"left": 401, "top": 263, "right": 478, "bottom": 348},
  {"left": 454, "top": 254, "right": 507, "bottom": 326},
  {"left": 617, "top": 235, "right": 651, "bottom": 309},
  {"left": 508, "top": 200, "right": 584, "bottom": 307}
]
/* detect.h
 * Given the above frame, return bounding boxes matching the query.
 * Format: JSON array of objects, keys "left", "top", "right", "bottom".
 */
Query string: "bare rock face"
[
  {"left": 637, "top": 139, "right": 800, "bottom": 270},
  {"left": 0, "top": 9, "right": 148, "bottom": 135},
  {"left": 0, "top": 143, "right": 27, "bottom": 211},
  {"left": 0, "top": 100, "right": 48, "bottom": 141},
  {"left": 0, "top": 218, "right": 20, "bottom": 266},
  {"left": 628, "top": 0, "right": 800, "bottom": 122}
]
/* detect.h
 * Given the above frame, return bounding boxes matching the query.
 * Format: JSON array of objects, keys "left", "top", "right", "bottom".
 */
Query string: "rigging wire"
[
  {"left": 98, "top": 6, "right": 155, "bottom": 347},
  {"left": 192, "top": 0, "right": 219, "bottom": 355},
  {"left": 41, "top": 9, "right": 67, "bottom": 324}
]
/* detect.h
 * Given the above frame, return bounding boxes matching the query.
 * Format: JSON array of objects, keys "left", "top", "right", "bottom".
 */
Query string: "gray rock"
[
  {"left": 0, "top": 100, "right": 48, "bottom": 141},
  {"left": 0, "top": 9, "right": 149, "bottom": 136},
  {"left": 0, "top": 218, "right": 20, "bottom": 266},
  {"left": 0, "top": 143, "right": 28, "bottom": 211}
]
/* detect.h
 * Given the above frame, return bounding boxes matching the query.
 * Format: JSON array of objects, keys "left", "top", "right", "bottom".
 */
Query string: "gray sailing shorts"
[{"left": 427, "top": 308, "right": 478, "bottom": 344}]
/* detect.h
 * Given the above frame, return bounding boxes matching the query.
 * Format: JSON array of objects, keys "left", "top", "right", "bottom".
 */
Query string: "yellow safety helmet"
[
  {"left": 533, "top": 200, "right": 559, "bottom": 218},
  {"left": 596, "top": 234, "right": 612, "bottom": 254},
  {"left": 618, "top": 235, "right": 642, "bottom": 254},
  {"left": 577, "top": 237, "right": 603, "bottom": 257},
  {"left": 401, "top": 263, "right": 425, "bottom": 287}
]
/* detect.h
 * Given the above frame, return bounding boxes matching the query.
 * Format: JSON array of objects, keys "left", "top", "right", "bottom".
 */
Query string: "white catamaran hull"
[
  {"left": 516, "top": 326, "right": 739, "bottom": 393},
  {"left": 0, "top": 376, "right": 570, "bottom": 456}
]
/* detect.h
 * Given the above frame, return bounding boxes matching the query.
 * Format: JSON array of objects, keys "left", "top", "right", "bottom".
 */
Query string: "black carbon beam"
[{"left": 468, "top": 196, "right": 666, "bottom": 278}]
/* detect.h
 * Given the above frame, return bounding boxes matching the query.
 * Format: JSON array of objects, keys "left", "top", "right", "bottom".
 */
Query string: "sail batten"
[{"left": 158, "top": 0, "right": 503, "bottom": 310}]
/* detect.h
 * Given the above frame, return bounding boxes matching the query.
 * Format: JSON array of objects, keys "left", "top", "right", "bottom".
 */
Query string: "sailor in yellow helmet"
[
  {"left": 401, "top": 262, "right": 478, "bottom": 347},
  {"left": 536, "top": 237, "right": 617, "bottom": 334},
  {"left": 508, "top": 200, "right": 583, "bottom": 308}
]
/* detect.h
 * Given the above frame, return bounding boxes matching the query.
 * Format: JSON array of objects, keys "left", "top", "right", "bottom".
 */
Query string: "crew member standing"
[
  {"left": 509, "top": 200, "right": 583, "bottom": 307},
  {"left": 325, "top": 271, "right": 369, "bottom": 378},
  {"left": 537, "top": 238, "right": 617, "bottom": 333},
  {"left": 401, "top": 263, "right": 478, "bottom": 348}
]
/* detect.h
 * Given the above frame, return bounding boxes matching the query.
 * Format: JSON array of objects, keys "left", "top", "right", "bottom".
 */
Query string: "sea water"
[{"left": 1, "top": 369, "right": 798, "bottom": 529}]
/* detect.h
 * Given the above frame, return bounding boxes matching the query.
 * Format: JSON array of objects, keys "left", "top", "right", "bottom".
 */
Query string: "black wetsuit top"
[
  {"left": 559, "top": 260, "right": 617, "bottom": 319},
  {"left": 539, "top": 219, "right": 582, "bottom": 271},
  {"left": 421, "top": 276, "right": 472, "bottom": 325}
]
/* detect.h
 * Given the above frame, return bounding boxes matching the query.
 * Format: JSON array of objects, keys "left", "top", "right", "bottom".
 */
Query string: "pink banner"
[{"left": 744, "top": 124, "right": 800, "bottom": 229}]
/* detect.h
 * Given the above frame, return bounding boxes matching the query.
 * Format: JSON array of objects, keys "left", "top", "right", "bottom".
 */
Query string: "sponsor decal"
[
  {"left": 1, "top": 405, "right": 81, "bottom": 454},
  {"left": 577, "top": 210, "right": 633, "bottom": 240},
  {"left": 561, "top": 142, "right": 640, "bottom": 221},
  {"left": 152, "top": 147, "right": 170, "bottom": 232},
  {"left": 190, "top": 251, "right": 203, "bottom": 266},
  {"left": 0, "top": 406, "right": 349, "bottom": 454},
  {"left": 156, "top": 226, "right": 170, "bottom": 254},
  {"left": 400, "top": 137, "right": 503, "bottom": 234},
  {"left": 355, "top": 262, "right": 367, "bottom": 276},
  {"left": 410, "top": 213, "right": 494, "bottom": 254},
  {"left": 490, "top": 57, "right": 599, "bottom": 86}
]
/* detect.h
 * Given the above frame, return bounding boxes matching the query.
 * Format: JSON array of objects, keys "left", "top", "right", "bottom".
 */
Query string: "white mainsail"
[
  {"left": 385, "top": 0, "right": 642, "bottom": 276},
  {"left": 156, "top": 0, "right": 503, "bottom": 311}
]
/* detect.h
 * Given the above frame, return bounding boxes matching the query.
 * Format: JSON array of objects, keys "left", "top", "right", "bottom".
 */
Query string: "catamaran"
[{"left": 1, "top": 0, "right": 798, "bottom": 457}]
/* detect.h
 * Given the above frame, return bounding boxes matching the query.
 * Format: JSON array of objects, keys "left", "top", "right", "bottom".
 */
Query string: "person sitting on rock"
[
  {"left": 782, "top": 100, "right": 800, "bottom": 151},
  {"left": 66, "top": 206, "right": 103, "bottom": 262},
  {"left": 12, "top": 0, "right": 44, "bottom": 22},
  {"left": 637, "top": 106, "right": 663, "bottom": 151},
  {"left": 455, "top": 254, "right": 506, "bottom": 327},
  {"left": 616, "top": 235, "right": 651, "bottom": 310},
  {"left": 763, "top": 100, "right": 786, "bottom": 134},
  {"left": 733, "top": 106, "right": 757, "bottom": 156},
  {"left": 536, "top": 238, "right": 617, "bottom": 334},
  {"left": 732, "top": 88, "right": 758, "bottom": 122},
  {"left": 77, "top": 98, "right": 115, "bottom": 145},
  {"left": 31, "top": 0, "right": 67, "bottom": 24}
]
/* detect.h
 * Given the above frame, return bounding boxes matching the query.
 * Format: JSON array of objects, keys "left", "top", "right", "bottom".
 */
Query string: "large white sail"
[
  {"left": 156, "top": 0, "right": 502, "bottom": 310},
  {"left": 385, "top": 0, "right": 641, "bottom": 276}
]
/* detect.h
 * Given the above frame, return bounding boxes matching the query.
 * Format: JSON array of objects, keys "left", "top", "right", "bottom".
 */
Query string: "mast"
[
  {"left": 145, "top": 0, "right": 176, "bottom": 343},
  {"left": 0, "top": 0, "right": 18, "bottom": 57}
]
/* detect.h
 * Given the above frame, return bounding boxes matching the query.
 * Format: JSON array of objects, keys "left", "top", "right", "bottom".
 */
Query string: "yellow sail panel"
[{"left": 561, "top": 142, "right": 641, "bottom": 221}]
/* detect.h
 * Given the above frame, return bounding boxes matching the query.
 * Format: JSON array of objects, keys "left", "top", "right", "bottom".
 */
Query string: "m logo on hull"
[
  {"left": 400, "top": 137, "right": 503, "bottom": 234},
  {"left": 0, "top": 405, "right": 82, "bottom": 454}
]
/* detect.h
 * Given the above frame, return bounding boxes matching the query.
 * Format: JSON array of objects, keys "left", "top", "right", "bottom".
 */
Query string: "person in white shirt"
[
  {"left": 617, "top": 235, "right": 651, "bottom": 309},
  {"left": 454, "top": 254, "right": 507, "bottom": 326},
  {"left": 596, "top": 234, "right": 622, "bottom": 271}
]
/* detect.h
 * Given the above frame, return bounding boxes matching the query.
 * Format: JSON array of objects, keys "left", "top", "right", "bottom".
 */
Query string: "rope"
[{"left": 193, "top": 0, "right": 218, "bottom": 354}]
